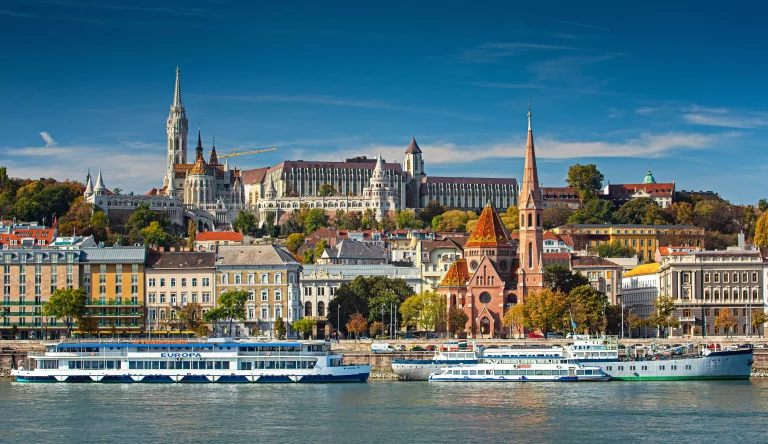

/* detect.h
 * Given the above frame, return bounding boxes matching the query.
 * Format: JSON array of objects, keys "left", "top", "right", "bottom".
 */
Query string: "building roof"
[
  {"left": 440, "top": 258, "right": 471, "bottom": 287},
  {"left": 422, "top": 176, "right": 517, "bottom": 186},
  {"left": 558, "top": 224, "right": 700, "bottom": 230},
  {"left": 405, "top": 137, "right": 422, "bottom": 154},
  {"left": 542, "top": 187, "right": 579, "bottom": 199},
  {"left": 195, "top": 231, "right": 244, "bottom": 242},
  {"left": 571, "top": 256, "right": 620, "bottom": 268},
  {"left": 240, "top": 167, "right": 269, "bottom": 185},
  {"left": 189, "top": 155, "right": 208, "bottom": 175},
  {"left": 623, "top": 262, "right": 660, "bottom": 277},
  {"left": 604, "top": 183, "right": 674, "bottom": 198},
  {"left": 216, "top": 244, "right": 298, "bottom": 266},
  {"left": 301, "top": 263, "right": 420, "bottom": 279},
  {"left": 643, "top": 169, "right": 657, "bottom": 184},
  {"left": 80, "top": 246, "right": 146, "bottom": 263},
  {"left": 322, "top": 240, "right": 386, "bottom": 260},
  {"left": 270, "top": 159, "right": 404, "bottom": 180},
  {"left": 657, "top": 246, "right": 698, "bottom": 257},
  {"left": 464, "top": 202, "right": 511, "bottom": 248},
  {"left": 421, "top": 236, "right": 467, "bottom": 254},
  {"left": 146, "top": 250, "right": 215, "bottom": 269}
]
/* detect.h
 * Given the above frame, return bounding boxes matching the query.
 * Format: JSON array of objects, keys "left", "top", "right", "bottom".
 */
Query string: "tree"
[
  {"left": 419, "top": 200, "right": 447, "bottom": 226},
  {"left": 304, "top": 208, "right": 330, "bottom": 234},
  {"left": 567, "top": 285, "right": 608, "bottom": 334},
  {"left": 112, "top": 187, "right": 122, "bottom": 195},
  {"left": 567, "top": 198, "right": 613, "bottom": 224},
  {"left": 346, "top": 312, "right": 368, "bottom": 341},
  {"left": 396, "top": 209, "right": 424, "bottom": 229},
  {"left": 543, "top": 204, "right": 575, "bottom": 229},
  {"left": 369, "top": 321, "right": 383, "bottom": 337},
  {"left": 202, "top": 307, "right": 226, "bottom": 337},
  {"left": 142, "top": 221, "right": 171, "bottom": 247},
  {"left": 521, "top": 288, "right": 568, "bottom": 338},
  {"left": 758, "top": 199, "right": 768, "bottom": 212},
  {"left": 232, "top": 210, "right": 258, "bottom": 235},
  {"left": 694, "top": 200, "right": 734, "bottom": 233},
  {"left": 43, "top": 288, "right": 87, "bottom": 337},
  {"left": 448, "top": 308, "right": 469, "bottom": 337},
  {"left": 665, "top": 202, "right": 695, "bottom": 226},
  {"left": 613, "top": 198, "right": 672, "bottom": 225},
  {"left": 715, "top": 308, "right": 736, "bottom": 338},
  {"left": 90, "top": 211, "right": 108, "bottom": 228},
  {"left": 314, "top": 239, "right": 327, "bottom": 262},
  {"left": 126, "top": 203, "right": 169, "bottom": 241},
  {"left": 591, "top": 239, "right": 636, "bottom": 258},
  {"left": 187, "top": 220, "right": 196, "bottom": 250},
  {"left": 502, "top": 304, "right": 526, "bottom": 338},
  {"left": 566, "top": 164, "right": 604, "bottom": 203},
  {"left": 318, "top": 184, "right": 337, "bottom": 197},
  {"left": 380, "top": 215, "right": 397, "bottom": 232},
  {"left": 285, "top": 233, "right": 305, "bottom": 254},
  {"left": 274, "top": 316, "right": 286, "bottom": 339},
  {"left": 301, "top": 249, "right": 315, "bottom": 264},
  {"left": 293, "top": 317, "right": 316, "bottom": 338},
  {"left": 649, "top": 294, "right": 679, "bottom": 338},
  {"left": 180, "top": 302, "right": 203, "bottom": 333},
  {"left": 704, "top": 231, "right": 737, "bottom": 250},
  {"left": 399, "top": 292, "right": 446, "bottom": 332},
  {"left": 218, "top": 290, "right": 249, "bottom": 336},
  {"left": 751, "top": 310, "right": 768, "bottom": 338},
  {"left": 435, "top": 209, "right": 476, "bottom": 232},
  {"left": 168, "top": 307, "right": 186, "bottom": 335},
  {"left": 281, "top": 211, "right": 305, "bottom": 235},
  {"left": 78, "top": 316, "right": 99, "bottom": 337},
  {"left": 328, "top": 276, "right": 415, "bottom": 331},
  {"left": 754, "top": 212, "right": 768, "bottom": 247},
  {"left": 544, "top": 264, "right": 589, "bottom": 294}
]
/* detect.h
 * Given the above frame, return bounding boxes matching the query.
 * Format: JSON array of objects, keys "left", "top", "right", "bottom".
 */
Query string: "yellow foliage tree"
[{"left": 754, "top": 212, "right": 768, "bottom": 247}]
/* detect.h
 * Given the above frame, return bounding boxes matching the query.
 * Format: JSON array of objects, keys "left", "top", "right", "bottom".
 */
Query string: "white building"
[{"left": 621, "top": 262, "right": 660, "bottom": 338}]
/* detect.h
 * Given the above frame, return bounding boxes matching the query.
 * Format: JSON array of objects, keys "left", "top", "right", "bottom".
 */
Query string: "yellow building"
[
  {"left": 553, "top": 224, "right": 705, "bottom": 262},
  {"left": 215, "top": 245, "right": 302, "bottom": 338},
  {"left": 79, "top": 247, "right": 146, "bottom": 335}
]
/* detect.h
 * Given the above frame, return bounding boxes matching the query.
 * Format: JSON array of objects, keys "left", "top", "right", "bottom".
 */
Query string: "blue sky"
[{"left": 1, "top": 0, "right": 766, "bottom": 203}]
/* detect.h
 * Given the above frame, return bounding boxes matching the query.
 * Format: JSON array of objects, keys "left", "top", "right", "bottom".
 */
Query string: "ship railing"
[{"left": 238, "top": 351, "right": 328, "bottom": 357}]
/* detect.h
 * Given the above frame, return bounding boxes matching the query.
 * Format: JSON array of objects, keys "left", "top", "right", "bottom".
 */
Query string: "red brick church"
[{"left": 439, "top": 107, "right": 545, "bottom": 338}]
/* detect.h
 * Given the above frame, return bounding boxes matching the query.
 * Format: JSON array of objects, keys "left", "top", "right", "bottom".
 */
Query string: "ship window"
[{"left": 642, "top": 366, "right": 648, "bottom": 370}]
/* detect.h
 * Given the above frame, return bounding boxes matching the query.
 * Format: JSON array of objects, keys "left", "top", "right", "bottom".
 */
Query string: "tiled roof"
[
  {"left": 272, "top": 159, "right": 404, "bottom": 180},
  {"left": 422, "top": 176, "right": 517, "bottom": 185},
  {"left": 240, "top": 167, "right": 269, "bottom": 185},
  {"left": 189, "top": 156, "right": 207, "bottom": 175},
  {"left": 558, "top": 224, "right": 700, "bottom": 229},
  {"left": 216, "top": 244, "right": 299, "bottom": 266},
  {"left": 542, "top": 187, "right": 579, "bottom": 198},
  {"left": 440, "top": 258, "right": 470, "bottom": 287},
  {"left": 405, "top": 137, "right": 422, "bottom": 154},
  {"left": 465, "top": 203, "right": 511, "bottom": 248},
  {"left": 146, "top": 251, "right": 216, "bottom": 269},
  {"left": 80, "top": 246, "right": 146, "bottom": 263},
  {"left": 572, "top": 256, "right": 620, "bottom": 268},
  {"left": 195, "top": 231, "right": 244, "bottom": 242},
  {"left": 605, "top": 183, "right": 675, "bottom": 197},
  {"left": 323, "top": 240, "right": 386, "bottom": 260},
  {"left": 422, "top": 236, "right": 467, "bottom": 254},
  {"left": 623, "top": 262, "right": 660, "bottom": 277},
  {"left": 657, "top": 246, "right": 698, "bottom": 256}
]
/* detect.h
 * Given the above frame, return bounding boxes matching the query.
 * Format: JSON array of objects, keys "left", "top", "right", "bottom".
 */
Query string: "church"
[{"left": 439, "top": 107, "right": 544, "bottom": 339}]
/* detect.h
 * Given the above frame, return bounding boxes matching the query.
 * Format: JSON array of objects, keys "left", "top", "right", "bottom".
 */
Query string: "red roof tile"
[
  {"left": 465, "top": 204, "right": 511, "bottom": 248},
  {"left": 195, "top": 231, "right": 244, "bottom": 242}
]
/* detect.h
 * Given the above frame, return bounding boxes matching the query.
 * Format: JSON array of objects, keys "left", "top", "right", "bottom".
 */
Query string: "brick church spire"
[{"left": 517, "top": 105, "right": 545, "bottom": 299}]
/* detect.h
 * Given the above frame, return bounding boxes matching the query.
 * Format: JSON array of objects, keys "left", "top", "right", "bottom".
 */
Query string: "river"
[{"left": 2, "top": 380, "right": 767, "bottom": 443}]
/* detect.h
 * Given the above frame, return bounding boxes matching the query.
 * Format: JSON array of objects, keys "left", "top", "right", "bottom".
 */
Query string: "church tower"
[
  {"left": 517, "top": 106, "right": 544, "bottom": 300},
  {"left": 403, "top": 137, "right": 425, "bottom": 208},
  {"left": 165, "top": 67, "right": 188, "bottom": 187}
]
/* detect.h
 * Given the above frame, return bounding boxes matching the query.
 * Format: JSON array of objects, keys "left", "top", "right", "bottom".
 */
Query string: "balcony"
[
  {"left": 679, "top": 316, "right": 696, "bottom": 322},
  {"left": 87, "top": 300, "right": 142, "bottom": 307}
]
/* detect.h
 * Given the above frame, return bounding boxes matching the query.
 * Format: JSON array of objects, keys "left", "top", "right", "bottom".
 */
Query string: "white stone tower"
[
  {"left": 165, "top": 67, "right": 188, "bottom": 187},
  {"left": 403, "top": 137, "right": 425, "bottom": 208},
  {"left": 364, "top": 154, "right": 397, "bottom": 221}
]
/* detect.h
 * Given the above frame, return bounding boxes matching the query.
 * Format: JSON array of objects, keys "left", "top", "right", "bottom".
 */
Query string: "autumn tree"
[
  {"left": 314, "top": 239, "right": 328, "bottom": 262},
  {"left": 521, "top": 288, "right": 568, "bottom": 338},
  {"left": 751, "top": 309, "right": 768, "bottom": 338},
  {"left": 649, "top": 295, "right": 679, "bottom": 338},
  {"left": 43, "top": 288, "right": 87, "bottom": 337},
  {"left": 78, "top": 316, "right": 99, "bottom": 337},
  {"left": 187, "top": 220, "right": 196, "bottom": 250},
  {"left": 754, "top": 212, "right": 768, "bottom": 247},
  {"left": 369, "top": 321, "right": 383, "bottom": 337},
  {"left": 447, "top": 308, "right": 469, "bottom": 337},
  {"left": 285, "top": 233, "right": 305, "bottom": 254},
  {"left": 180, "top": 302, "right": 203, "bottom": 332},
  {"left": 274, "top": 316, "right": 286, "bottom": 339},
  {"left": 543, "top": 204, "right": 575, "bottom": 229},
  {"left": 566, "top": 164, "right": 604, "bottom": 203},
  {"left": 318, "top": 184, "right": 337, "bottom": 197},
  {"left": 346, "top": 312, "right": 368, "bottom": 341},
  {"left": 715, "top": 308, "right": 736, "bottom": 338},
  {"left": 567, "top": 285, "right": 608, "bottom": 334},
  {"left": 399, "top": 291, "right": 446, "bottom": 333},
  {"left": 502, "top": 304, "right": 526, "bottom": 338}
]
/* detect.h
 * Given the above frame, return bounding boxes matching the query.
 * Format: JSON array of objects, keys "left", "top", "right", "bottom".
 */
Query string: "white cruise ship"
[
  {"left": 428, "top": 354, "right": 610, "bottom": 382},
  {"left": 12, "top": 339, "right": 370, "bottom": 383}
]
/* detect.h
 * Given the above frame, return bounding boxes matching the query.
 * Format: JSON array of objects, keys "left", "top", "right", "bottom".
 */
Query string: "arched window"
[
  {"left": 304, "top": 301, "right": 312, "bottom": 316},
  {"left": 528, "top": 213, "right": 532, "bottom": 228},
  {"left": 704, "top": 290, "right": 710, "bottom": 299},
  {"left": 248, "top": 274, "right": 254, "bottom": 284},
  {"left": 235, "top": 274, "right": 242, "bottom": 285},
  {"left": 528, "top": 242, "right": 533, "bottom": 269},
  {"left": 275, "top": 273, "right": 282, "bottom": 284},
  {"left": 536, "top": 214, "right": 541, "bottom": 227},
  {"left": 723, "top": 290, "right": 729, "bottom": 299},
  {"left": 317, "top": 301, "right": 325, "bottom": 317},
  {"left": 753, "top": 289, "right": 759, "bottom": 300},
  {"left": 481, "top": 317, "right": 491, "bottom": 334},
  {"left": 159, "top": 309, "right": 166, "bottom": 320},
  {"left": 451, "top": 294, "right": 457, "bottom": 306},
  {"left": 221, "top": 274, "right": 228, "bottom": 285},
  {"left": 714, "top": 290, "right": 720, "bottom": 300},
  {"left": 521, "top": 215, "right": 524, "bottom": 227}
]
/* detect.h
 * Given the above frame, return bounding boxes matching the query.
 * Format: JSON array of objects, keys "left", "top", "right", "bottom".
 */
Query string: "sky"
[{"left": 0, "top": 0, "right": 766, "bottom": 204}]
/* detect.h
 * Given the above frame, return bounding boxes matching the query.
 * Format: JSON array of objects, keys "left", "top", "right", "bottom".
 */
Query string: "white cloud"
[
  {"left": 458, "top": 42, "right": 580, "bottom": 63},
  {"left": 682, "top": 113, "right": 766, "bottom": 129},
  {"left": 40, "top": 131, "right": 55, "bottom": 147}
]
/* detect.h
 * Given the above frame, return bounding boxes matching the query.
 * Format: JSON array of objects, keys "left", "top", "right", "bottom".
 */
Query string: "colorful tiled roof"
[
  {"left": 440, "top": 258, "right": 470, "bottom": 287},
  {"left": 464, "top": 203, "right": 511, "bottom": 248},
  {"left": 190, "top": 156, "right": 207, "bottom": 175}
]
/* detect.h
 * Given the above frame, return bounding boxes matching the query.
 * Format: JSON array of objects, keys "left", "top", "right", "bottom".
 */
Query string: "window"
[
  {"left": 304, "top": 287, "right": 312, "bottom": 296},
  {"left": 733, "top": 273, "right": 739, "bottom": 283},
  {"left": 160, "top": 278, "right": 166, "bottom": 287},
  {"left": 181, "top": 278, "right": 187, "bottom": 287},
  {"left": 181, "top": 294, "right": 187, "bottom": 305},
  {"left": 248, "top": 291, "right": 255, "bottom": 302},
  {"left": 683, "top": 309, "right": 690, "bottom": 317},
  {"left": 752, "top": 272, "right": 758, "bottom": 282},
  {"left": 160, "top": 294, "right": 166, "bottom": 303},
  {"left": 704, "top": 273, "right": 710, "bottom": 283},
  {"left": 261, "top": 306, "right": 268, "bottom": 319},
  {"left": 192, "top": 293, "right": 197, "bottom": 303},
  {"left": 275, "top": 273, "right": 282, "bottom": 284},
  {"left": 99, "top": 285, "right": 106, "bottom": 295},
  {"left": 248, "top": 274, "right": 254, "bottom": 284},
  {"left": 221, "top": 274, "right": 228, "bottom": 285},
  {"left": 723, "top": 273, "right": 729, "bottom": 283},
  {"left": 234, "top": 274, "right": 241, "bottom": 285},
  {"left": 261, "top": 274, "right": 268, "bottom": 284},
  {"left": 170, "top": 278, "right": 176, "bottom": 287},
  {"left": 202, "top": 293, "right": 210, "bottom": 303},
  {"left": 192, "top": 278, "right": 197, "bottom": 287},
  {"left": 317, "top": 287, "right": 325, "bottom": 296},
  {"left": 149, "top": 278, "right": 156, "bottom": 287},
  {"left": 115, "top": 285, "right": 122, "bottom": 294},
  {"left": 132, "top": 264, "right": 138, "bottom": 273},
  {"left": 170, "top": 294, "right": 177, "bottom": 305},
  {"left": 742, "top": 272, "right": 748, "bottom": 283},
  {"left": 261, "top": 290, "right": 268, "bottom": 301},
  {"left": 202, "top": 278, "right": 210, "bottom": 287},
  {"left": 100, "top": 264, "right": 107, "bottom": 274},
  {"left": 149, "top": 293, "right": 156, "bottom": 303},
  {"left": 275, "top": 290, "right": 282, "bottom": 301},
  {"left": 714, "top": 273, "right": 719, "bottom": 283}
]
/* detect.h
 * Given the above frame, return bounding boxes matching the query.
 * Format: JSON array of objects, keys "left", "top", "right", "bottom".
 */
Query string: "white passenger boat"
[
  {"left": 11, "top": 339, "right": 370, "bottom": 383},
  {"left": 428, "top": 354, "right": 609, "bottom": 382}
]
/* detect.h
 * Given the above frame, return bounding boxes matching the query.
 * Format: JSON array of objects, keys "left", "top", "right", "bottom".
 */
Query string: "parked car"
[
  {"left": 396, "top": 345, "right": 406, "bottom": 352},
  {"left": 755, "top": 343, "right": 768, "bottom": 349},
  {"left": 528, "top": 332, "right": 544, "bottom": 339},
  {"left": 410, "top": 346, "right": 427, "bottom": 352},
  {"left": 401, "top": 334, "right": 417, "bottom": 340},
  {"left": 546, "top": 333, "right": 564, "bottom": 339},
  {"left": 425, "top": 333, "right": 437, "bottom": 339},
  {"left": 498, "top": 344, "right": 511, "bottom": 349},
  {"left": 425, "top": 345, "right": 437, "bottom": 352},
  {"left": 486, "top": 345, "right": 500, "bottom": 349}
]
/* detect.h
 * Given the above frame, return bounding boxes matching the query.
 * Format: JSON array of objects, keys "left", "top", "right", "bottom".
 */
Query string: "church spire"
[
  {"left": 195, "top": 126, "right": 203, "bottom": 159},
  {"left": 173, "top": 66, "right": 182, "bottom": 109},
  {"left": 521, "top": 105, "right": 541, "bottom": 204}
]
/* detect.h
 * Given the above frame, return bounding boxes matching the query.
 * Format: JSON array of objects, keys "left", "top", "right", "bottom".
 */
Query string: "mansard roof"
[
  {"left": 440, "top": 258, "right": 471, "bottom": 287},
  {"left": 464, "top": 203, "right": 511, "bottom": 248}
]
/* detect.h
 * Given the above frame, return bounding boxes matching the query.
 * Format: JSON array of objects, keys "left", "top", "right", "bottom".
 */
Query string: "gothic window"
[
  {"left": 528, "top": 242, "right": 532, "bottom": 269},
  {"left": 521, "top": 215, "right": 524, "bottom": 227},
  {"left": 317, "top": 301, "right": 325, "bottom": 317},
  {"left": 536, "top": 214, "right": 541, "bottom": 228},
  {"left": 528, "top": 214, "right": 532, "bottom": 228},
  {"left": 478, "top": 292, "right": 492, "bottom": 304}
]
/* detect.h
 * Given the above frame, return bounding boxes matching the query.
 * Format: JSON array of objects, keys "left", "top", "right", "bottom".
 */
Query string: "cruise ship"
[
  {"left": 428, "top": 355, "right": 610, "bottom": 382},
  {"left": 12, "top": 339, "right": 371, "bottom": 383}
]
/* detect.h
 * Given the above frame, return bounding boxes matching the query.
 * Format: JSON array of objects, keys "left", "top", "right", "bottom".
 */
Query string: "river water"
[{"left": 1, "top": 380, "right": 767, "bottom": 443}]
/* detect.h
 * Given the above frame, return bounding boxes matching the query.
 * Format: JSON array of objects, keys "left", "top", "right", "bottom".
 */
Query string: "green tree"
[
  {"left": 274, "top": 316, "right": 286, "bottom": 339},
  {"left": 78, "top": 316, "right": 99, "bottom": 337},
  {"left": 566, "top": 164, "right": 604, "bottom": 203},
  {"left": 591, "top": 239, "right": 636, "bottom": 258},
  {"left": 301, "top": 249, "right": 315, "bottom": 264},
  {"left": 281, "top": 211, "right": 305, "bottom": 235},
  {"left": 613, "top": 197, "right": 672, "bottom": 225},
  {"left": 447, "top": 308, "right": 469, "bottom": 337},
  {"left": 435, "top": 209, "right": 477, "bottom": 232},
  {"left": 567, "top": 285, "right": 608, "bottom": 334},
  {"left": 304, "top": 208, "right": 330, "bottom": 234},
  {"left": 318, "top": 184, "right": 337, "bottom": 197},
  {"left": 396, "top": 209, "right": 424, "bottom": 229},
  {"left": 715, "top": 308, "right": 736, "bottom": 338},
  {"left": 544, "top": 264, "right": 590, "bottom": 294},
  {"left": 666, "top": 202, "right": 695, "bottom": 226},
  {"left": 218, "top": 290, "right": 249, "bottom": 336},
  {"left": 694, "top": 200, "right": 734, "bottom": 233},
  {"left": 521, "top": 288, "right": 568, "bottom": 338},
  {"left": 380, "top": 215, "right": 397, "bottom": 232},
  {"left": 142, "top": 221, "right": 171, "bottom": 247},
  {"left": 43, "top": 288, "right": 87, "bottom": 337},
  {"left": 419, "top": 200, "right": 447, "bottom": 226},
  {"left": 758, "top": 199, "right": 768, "bottom": 212},
  {"left": 285, "top": 233, "right": 305, "bottom": 254},
  {"left": 292, "top": 318, "right": 316, "bottom": 338},
  {"left": 567, "top": 198, "right": 613, "bottom": 224},
  {"left": 399, "top": 292, "right": 446, "bottom": 332},
  {"left": 543, "top": 204, "right": 575, "bottom": 229},
  {"left": 314, "top": 239, "right": 328, "bottom": 262},
  {"left": 754, "top": 212, "right": 768, "bottom": 247},
  {"left": 202, "top": 307, "right": 226, "bottom": 337},
  {"left": 187, "top": 220, "right": 196, "bottom": 250},
  {"left": 649, "top": 294, "right": 679, "bottom": 338},
  {"left": 704, "top": 231, "right": 738, "bottom": 250},
  {"left": 232, "top": 210, "right": 258, "bottom": 235},
  {"left": 502, "top": 304, "right": 526, "bottom": 338},
  {"left": 751, "top": 309, "right": 768, "bottom": 338},
  {"left": 328, "top": 276, "right": 415, "bottom": 330},
  {"left": 431, "top": 215, "right": 443, "bottom": 232},
  {"left": 90, "top": 211, "right": 108, "bottom": 228}
]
